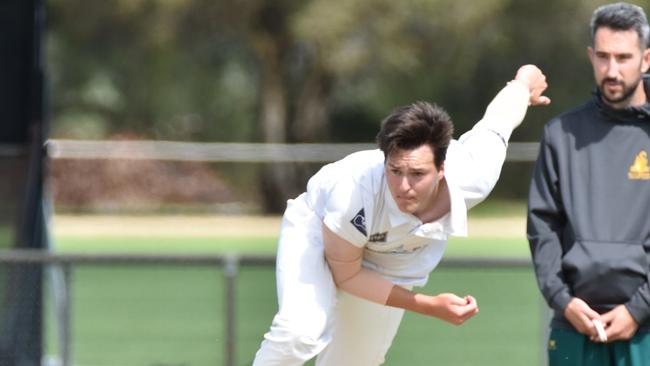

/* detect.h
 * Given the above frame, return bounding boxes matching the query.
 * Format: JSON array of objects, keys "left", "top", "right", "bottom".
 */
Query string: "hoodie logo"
[
  {"left": 628, "top": 150, "right": 650, "bottom": 180},
  {"left": 350, "top": 208, "right": 367, "bottom": 236}
]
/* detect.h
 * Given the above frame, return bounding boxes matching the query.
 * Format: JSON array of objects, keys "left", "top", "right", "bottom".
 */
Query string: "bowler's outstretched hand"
[{"left": 514, "top": 64, "right": 551, "bottom": 106}]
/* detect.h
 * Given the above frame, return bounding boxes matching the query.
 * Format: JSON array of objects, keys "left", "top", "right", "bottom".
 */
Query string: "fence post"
[
  {"left": 539, "top": 298, "right": 551, "bottom": 366},
  {"left": 61, "top": 262, "right": 72, "bottom": 366},
  {"left": 224, "top": 255, "right": 239, "bottom": 366}
]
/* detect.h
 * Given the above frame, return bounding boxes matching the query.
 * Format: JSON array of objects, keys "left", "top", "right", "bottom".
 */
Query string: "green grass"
[
  {"left": 47, "top": 214, "right": 544, "bottom": 366},
  {"left": 446, "top": 237, "right": 530, "bottom": 258},
  {"left": 467, "top": 199, "right": 527, "bottom": 217},
  {"left": 391, "top": 268, "right": 545, "bottom": 365},
  {"left": 54, "top": 236, "right": 530, "bottom": 258},
  {"left": 68, "top": 267, "right": 222, "bottom": 365},
  {"left": 45, "top": 264, "right": 546, "bottom": 366},
  {"left": 55, "top": 236, "right": 278, "bottom": 255},
  {"left": 235, "top": 266, "right": 546, "bottom": 366}
]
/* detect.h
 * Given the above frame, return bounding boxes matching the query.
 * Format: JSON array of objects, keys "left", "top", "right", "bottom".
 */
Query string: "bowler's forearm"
[
  {"left": 386, "top": 285, "right": 430, "bottom": 314},
  {"left": 472, "top": 80, "right": 530, "bottom": 142}
]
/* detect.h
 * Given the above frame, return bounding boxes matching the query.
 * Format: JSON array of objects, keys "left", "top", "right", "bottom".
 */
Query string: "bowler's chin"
[{"left": 397, "top": 202, "right": 418, "bottom": 215}]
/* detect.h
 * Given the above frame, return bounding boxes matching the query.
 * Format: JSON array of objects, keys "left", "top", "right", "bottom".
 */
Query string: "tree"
[
  {"left": 47, "top": 0, "right": 624, "bottom": 211},
  {"left": 242, "top": 0, "right": 514, "bottom": 211}
]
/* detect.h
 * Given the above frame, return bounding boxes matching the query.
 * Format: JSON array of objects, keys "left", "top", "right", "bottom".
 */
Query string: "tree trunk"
[
  {"left": 258, "top": 67, "right": 300, "bottom": 212},
  {"left": 292, "top": 65, "right": 331, "bottom": 142},
  {"left": 253, "top": 33, "right": 303, "bottom": 213},
  {"left": 251, "top": 3, "right": 334, "bottom": 213}
]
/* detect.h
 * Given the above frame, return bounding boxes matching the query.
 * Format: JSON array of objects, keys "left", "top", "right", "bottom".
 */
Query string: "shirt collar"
[
  {"left": 444, "top": 172, "right": 468, "bottom": 237},
  {"left": 592, "top": 75, "right": 650, "bottom": 123}
]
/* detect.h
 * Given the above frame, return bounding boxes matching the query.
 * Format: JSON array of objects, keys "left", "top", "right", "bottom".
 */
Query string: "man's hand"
[
  {"left": 563, "top": 297, "right": 602, "bottom": 340},
  {"left": 600, "top": 305, "right": 638, "bottom": 341},
  {"left": 386, "top": 286, "right": 479, "bottom": 325},
  {"left": 420, "top": 293, "right": 479, "bottom": 325},
  {"left": 514, "top": 64, "right": 551, "bottom": 106}
]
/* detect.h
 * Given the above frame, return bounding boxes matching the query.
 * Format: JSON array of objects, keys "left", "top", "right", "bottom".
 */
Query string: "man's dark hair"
[
  {"left": 376, "top": 101, "right": 453, "bottom": 169},
  {"left": 590, "top": 2, "right": 650, "bottom": 49}
]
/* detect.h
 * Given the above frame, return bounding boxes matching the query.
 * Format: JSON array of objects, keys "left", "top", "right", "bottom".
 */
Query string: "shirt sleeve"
[
  {"left": 445, "top": 81, "right": 530, "bottom": 209},
  {"left": 322, "top": 177, "right": 369, "bottom": 248},
  {"left": 627, "top": 284, "right": 650, "bottom": 324},
  {"left": 527, "top": 126, "right": 572, "bottom": 313},
  {"left": 472, "top": 80, "right": 530, "bottom": 142}
]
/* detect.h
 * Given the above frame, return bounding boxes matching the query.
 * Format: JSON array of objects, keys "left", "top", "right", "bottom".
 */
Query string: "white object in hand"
[{"left": 593, "top": 319, "right": 607, "bottom": 342}]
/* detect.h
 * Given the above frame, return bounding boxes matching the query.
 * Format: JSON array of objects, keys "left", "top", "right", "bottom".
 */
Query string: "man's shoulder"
[
  {"left": 547, "top": 99, "right": 596, "bottom": 128},
  {"left": 342, "top": 149, "right": 384, "bottom": 164},
  {"left": 336, "top": 149, "right": 385, "bottom": 178},
  {"left": 320, "top": 149, "right": 384, "bottom": 190},
  {"left": 540, "top": 100, "right": 598, "bottom": 140}
]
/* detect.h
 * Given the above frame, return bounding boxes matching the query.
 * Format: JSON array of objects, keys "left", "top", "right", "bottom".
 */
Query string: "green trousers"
[{"left": 548, "top": 328, "right": 650, "bottom": 366}]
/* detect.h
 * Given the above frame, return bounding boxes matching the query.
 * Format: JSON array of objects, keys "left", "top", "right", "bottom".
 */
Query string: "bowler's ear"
[
  {"left": 587, "top": 47, "right": 595, "bottom": 64},
  {"left": 438, "top": 162, "right": 445, "bottom": 181}
]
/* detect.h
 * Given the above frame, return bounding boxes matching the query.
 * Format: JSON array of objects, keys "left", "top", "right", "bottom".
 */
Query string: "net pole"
[
  {"left": 61, "top": 263, "right": 72, "bottom": 366},
  {"left": 224, "top": 256, "right": 239, "bottom": 366}
]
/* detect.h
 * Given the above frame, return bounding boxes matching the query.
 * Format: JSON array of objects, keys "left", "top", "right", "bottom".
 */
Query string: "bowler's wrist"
[{"left": 507, "top": 79, "right": 532, "bottom": 95}]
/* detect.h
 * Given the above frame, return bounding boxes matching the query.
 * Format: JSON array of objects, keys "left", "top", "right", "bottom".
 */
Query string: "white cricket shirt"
[{"left": 305, "top": 81, "right": 528, "bottom": 286}]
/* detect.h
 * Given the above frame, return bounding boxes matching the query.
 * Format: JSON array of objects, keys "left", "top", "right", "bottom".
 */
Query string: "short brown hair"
[{"left": 376, "top": 101, "right": 454, "bottom": 169}]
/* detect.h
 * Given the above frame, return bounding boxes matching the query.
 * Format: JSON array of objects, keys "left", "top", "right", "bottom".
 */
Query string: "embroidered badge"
[
  {"left": 548, "top": 339, "right": 557, "bottom": 351},
  {"left": 350, "top": 208, "right": 367, "bottom": 236},
  {"left": 369, "top": 232, "right": 388, "bottom": 242},
  {"left": 628, "top": 150, "right": 650, "bottom": 180}
]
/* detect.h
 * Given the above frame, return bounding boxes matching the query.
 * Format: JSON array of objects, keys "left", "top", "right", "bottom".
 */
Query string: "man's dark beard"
[{"left": 600, "top": 76, "right": 642, "bottom": 105}]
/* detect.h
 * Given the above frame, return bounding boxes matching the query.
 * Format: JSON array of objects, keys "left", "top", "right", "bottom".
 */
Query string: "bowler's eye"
[{"left": 390, "top": 168, "right": 402, "bottom": 176}]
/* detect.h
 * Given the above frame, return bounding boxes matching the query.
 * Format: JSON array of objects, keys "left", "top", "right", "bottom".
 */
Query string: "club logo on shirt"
[
  {"left": 350, "top": 208, "right": 367, "bottom": 236},
  {"left": 628, "top": 150, "right": 650, "bottom": 180}
]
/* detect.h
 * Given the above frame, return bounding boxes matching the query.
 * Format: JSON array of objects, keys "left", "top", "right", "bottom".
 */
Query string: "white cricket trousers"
[{"left": 252, "top": 195, "right": 406, "bottom": 366}]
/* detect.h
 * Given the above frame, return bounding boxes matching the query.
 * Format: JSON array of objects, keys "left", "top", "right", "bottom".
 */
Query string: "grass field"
[
  {"left": 46, "top": 207, "right": 547, "bottom": 366},
  {"left": 51, "top": 212, "right": 531, "bottom": 257}
]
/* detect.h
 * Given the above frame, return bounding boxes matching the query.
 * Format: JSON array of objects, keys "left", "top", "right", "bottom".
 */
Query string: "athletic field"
[{"left": 47, "top": 207, "right": 547, "bottom": 366}]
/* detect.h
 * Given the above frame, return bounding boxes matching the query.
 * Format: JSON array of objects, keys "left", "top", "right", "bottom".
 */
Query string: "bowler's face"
[
  {"left": 385, "top": 144, "right": 444, "bottom": 218},
  {"left": 588, "top": 27, "right": 650, "bottom": 108}
]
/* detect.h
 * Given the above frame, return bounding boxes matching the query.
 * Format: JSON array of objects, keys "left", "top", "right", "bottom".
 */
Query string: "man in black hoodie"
[{"left": 528, "top": 2, "right": 650, "bottom": 365}]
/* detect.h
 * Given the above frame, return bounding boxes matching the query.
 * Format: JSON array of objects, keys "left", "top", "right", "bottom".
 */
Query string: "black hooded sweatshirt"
[{"left": 528, "top": 77, "right": 650, "bottom": 331}]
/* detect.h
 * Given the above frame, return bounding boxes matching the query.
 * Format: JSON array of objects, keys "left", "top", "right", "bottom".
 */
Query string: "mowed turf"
[
  {"left": 48, "top": 210, "right": 545, "bottom": 366},
  {"left": 51, "top": 212, "right": 531, "bottom": 257}
]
